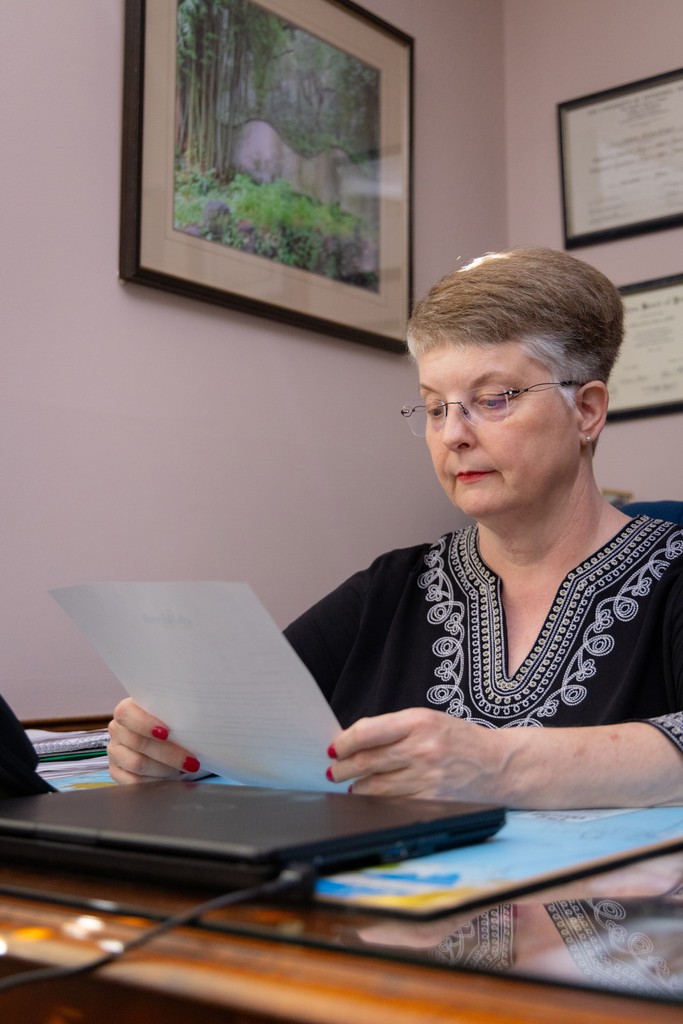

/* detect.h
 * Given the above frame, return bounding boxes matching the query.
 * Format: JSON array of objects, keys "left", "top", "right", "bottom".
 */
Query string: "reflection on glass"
[{"left": 350, "top": 853, "right": 683, "bottom": 1001}]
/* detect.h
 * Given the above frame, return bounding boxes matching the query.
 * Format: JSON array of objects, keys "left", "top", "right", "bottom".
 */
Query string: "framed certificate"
[
  {"left": 558, "top": 68, "right": 683, "bottom": 248},
  {"left": 608, "top": 274, "right": 683, "bottom": 421}
]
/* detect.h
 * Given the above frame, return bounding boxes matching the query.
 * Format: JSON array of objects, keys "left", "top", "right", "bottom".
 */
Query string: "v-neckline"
[{"left": 456, "top": 518, "right": 646, "bottom": 684}]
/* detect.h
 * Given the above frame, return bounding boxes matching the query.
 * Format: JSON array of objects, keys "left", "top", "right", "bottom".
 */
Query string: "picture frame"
[
  {"left": 607, "top": 274, "right": 683, "bottom": 421},
  {"left": 601, "top": 488, "right": 634, "bottom": 510},
  {"left": 558, "top": 68, "right": 683, "bottom": 249},
  {"left": 120, "top": 0, "right": 413, "bottom": 353}
]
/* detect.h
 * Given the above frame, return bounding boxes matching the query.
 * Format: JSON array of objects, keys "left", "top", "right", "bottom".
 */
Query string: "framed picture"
[
  {"left": 120, "top": 0, "right": 413, "bottom": 353},
  {"left": 607, "top": 274, "right": 683, "bottom": 421},
  {"left": 601, "top": 488, "right": 633, "bottom": 510},
  {"left": 558, "top": 68, "right": 683, "bottom": 249}
]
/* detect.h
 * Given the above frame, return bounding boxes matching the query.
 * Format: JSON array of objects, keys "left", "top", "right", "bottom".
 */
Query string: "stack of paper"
[{"left": 28, "top": 728, "right": 110, "bottom": 782}]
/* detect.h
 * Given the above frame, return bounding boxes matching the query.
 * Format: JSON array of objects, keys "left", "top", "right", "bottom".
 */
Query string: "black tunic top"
[{"left": 285, "top": 516, "right": 683, "bottom": 753}]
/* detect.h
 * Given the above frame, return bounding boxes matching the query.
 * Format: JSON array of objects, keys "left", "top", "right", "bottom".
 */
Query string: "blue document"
[{"left": 315, "top": 806, "right": 683, "bottom": 916}]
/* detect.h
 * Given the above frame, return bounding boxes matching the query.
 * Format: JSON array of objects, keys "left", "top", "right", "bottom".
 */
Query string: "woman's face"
[{"left": 416, "top": 341, "right": 585, "bottom": 525}]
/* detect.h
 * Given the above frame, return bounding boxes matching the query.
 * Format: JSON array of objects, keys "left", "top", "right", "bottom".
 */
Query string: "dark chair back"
[{"left": 621, "top": 501, "right": 683, "bottom": 526}]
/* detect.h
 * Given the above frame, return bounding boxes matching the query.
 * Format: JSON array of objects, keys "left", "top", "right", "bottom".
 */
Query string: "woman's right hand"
[{"left": 107, "top": 697, "right": 201, "bottom": 784}]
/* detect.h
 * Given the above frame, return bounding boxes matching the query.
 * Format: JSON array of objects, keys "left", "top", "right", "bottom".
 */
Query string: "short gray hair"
[{"left": 406, "top": 247, "right": 624, "bottom": 384}]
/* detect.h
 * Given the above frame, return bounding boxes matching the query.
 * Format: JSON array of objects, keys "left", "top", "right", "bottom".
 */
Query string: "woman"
[{"left": 108, "top": 247, "right": 683, "bottom": 808}]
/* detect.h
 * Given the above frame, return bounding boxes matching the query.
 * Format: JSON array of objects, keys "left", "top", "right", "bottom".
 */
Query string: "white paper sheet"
[{"left": 51, "top": 582, "right": 341, "bottom": 791}]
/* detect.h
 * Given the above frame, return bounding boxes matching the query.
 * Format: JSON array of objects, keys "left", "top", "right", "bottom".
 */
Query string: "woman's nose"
[{"left": 439, "top": 404, "right": 475, "bottom": 446}]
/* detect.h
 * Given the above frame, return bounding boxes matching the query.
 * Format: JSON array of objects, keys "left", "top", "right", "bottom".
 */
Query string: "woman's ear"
[{"left": 575, "top": 381, "right": 609, "bottom": 445}]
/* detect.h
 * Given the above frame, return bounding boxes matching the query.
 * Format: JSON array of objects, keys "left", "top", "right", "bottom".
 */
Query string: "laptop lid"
[{"left": 0, "top": 781, "right": 505, "bottom": 892}]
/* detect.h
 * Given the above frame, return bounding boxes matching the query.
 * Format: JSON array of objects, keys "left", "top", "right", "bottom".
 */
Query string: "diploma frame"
[
  {"left": 120, "top": 0, "right": 413, "bottom": 354},
  {"left": 558, "top": 68, "right": 683, "bottom": 249},
  {"left": 608, "top": 274, "right": 683, "bottom": 421}
]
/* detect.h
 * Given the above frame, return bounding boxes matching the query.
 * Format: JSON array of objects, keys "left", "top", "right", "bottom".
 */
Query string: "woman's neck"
[
  {"left": 475, "top": 490, "right": 631, "bottom": 677},
  {"left": 475, "top": 487, "right": 630, "bottom": 583}
]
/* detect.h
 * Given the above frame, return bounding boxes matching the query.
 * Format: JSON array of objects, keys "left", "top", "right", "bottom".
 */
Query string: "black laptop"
[{"left": 0, "top": 781, "right": 505, "bottom": 892}]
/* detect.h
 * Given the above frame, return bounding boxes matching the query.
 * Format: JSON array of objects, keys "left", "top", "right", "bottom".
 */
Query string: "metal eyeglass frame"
[{"left": 400, "top": 381, "right": 582, "bottom": 436}]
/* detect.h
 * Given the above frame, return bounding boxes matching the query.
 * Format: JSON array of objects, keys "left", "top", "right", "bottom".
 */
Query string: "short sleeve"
[{"left": 646, "top": 714, "right": 683, "bottom": 754}]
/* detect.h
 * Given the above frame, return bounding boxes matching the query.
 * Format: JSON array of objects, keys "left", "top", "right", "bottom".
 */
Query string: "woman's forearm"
[{"left": 497, "top": 721, "right": 683, "bottom": 809}]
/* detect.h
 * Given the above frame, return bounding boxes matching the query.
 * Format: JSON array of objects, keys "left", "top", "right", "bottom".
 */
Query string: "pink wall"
[
  {"left": 1, "top": 1, "right": 505, "bottom": 717},
  {"left": 6, "top": 1, "right": 678, "bottom": 722},
  {"left": 503, "top": 0, "right": 683, "bottom": 503}
]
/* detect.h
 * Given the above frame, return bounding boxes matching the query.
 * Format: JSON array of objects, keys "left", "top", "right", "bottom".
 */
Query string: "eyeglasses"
[{"left": 400, "top": 381, "right": 582, "bottom": 436}]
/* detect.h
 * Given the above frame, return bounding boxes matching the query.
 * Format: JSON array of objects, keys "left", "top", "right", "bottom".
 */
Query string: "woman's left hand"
[
  {"left": 327, "top": 711, "right": 683, "bottom": 809},
  {"left": 326, "top": 708, "right": 505, "bottom": 801}
]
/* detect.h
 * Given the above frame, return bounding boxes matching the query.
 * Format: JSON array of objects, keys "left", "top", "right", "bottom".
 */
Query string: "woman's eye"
[
  {"left": 426, "top": 404, "right": 446, "bottom": 420},
  {"left": 476, "top": 393, "right": 506, "bottom": 412}
]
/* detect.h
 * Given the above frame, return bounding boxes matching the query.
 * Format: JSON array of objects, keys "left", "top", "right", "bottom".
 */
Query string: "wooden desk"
[{"left": 0, "top": 859, "right": 680, "bottom": 1024}]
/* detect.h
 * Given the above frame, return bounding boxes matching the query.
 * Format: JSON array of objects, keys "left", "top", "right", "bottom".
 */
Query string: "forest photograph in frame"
[{"left": 120, "top": 0, "right": 413, "bottom": 352}]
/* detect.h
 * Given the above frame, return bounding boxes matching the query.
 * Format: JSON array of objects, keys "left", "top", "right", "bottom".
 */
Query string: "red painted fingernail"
[
  {"left": 152, "top": 726, "right": 169, "bottom": 741},
  {"left": 327, "top": 744, "right": 337, "bottom": 759},
  {"left": 347, "top": 784, "right": 353, "bottom": 794},
  {"left": 183, "top": 756, "right": 201, "bottom": 773},
  {"left": 326, "top": 766, "right": 335, "bottom": 782}
]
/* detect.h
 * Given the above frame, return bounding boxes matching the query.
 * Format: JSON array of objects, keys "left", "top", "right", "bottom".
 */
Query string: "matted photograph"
[
  {"left": 608, "top": 274, "right": 683, "bottom": 421},
  {"left": 120, "top": 0, "right": 413, "bottom": 352},
  {"left": 558, "top": 68, "right": 683, "bottom": 248}
]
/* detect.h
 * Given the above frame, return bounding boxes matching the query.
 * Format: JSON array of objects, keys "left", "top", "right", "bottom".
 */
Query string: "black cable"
[{"left": 0, "top": 862, "right": 315, "bottom": 995}]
